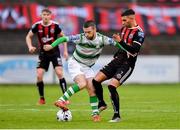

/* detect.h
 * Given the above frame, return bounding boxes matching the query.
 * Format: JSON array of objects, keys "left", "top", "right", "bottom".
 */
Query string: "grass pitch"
[{"left": 0, "top": 84, "right": 180, "bottom": 129}]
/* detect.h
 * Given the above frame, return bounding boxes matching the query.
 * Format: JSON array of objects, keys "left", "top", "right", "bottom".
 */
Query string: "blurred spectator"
[
  {"left": 1, "top": 7, "right": 26, "bottom": 29},
  {"left": 157, "top": 0, "right": 180, "bottom": 2}
]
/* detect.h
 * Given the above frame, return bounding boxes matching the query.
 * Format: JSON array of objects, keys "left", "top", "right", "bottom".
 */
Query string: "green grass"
[{"left": 0, "top": 84, "right": 180, "bottom": 129}]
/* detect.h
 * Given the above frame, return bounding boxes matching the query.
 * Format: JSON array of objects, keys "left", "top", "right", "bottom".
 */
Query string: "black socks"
[
  {"left": 108, "top": 85, "right": 120, "bottom": 116},
  {"left": 92, "top": 79, "right": 106, "bottom": 105},
  {"left": 59, "top": 78, "right": 67, "bottom": 94},
  {"left": 36, "top": 81, "right": 44, "bottom": 98}
]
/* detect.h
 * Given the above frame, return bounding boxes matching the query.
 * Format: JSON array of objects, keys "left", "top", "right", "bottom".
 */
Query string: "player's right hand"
[
  {"left": 113, "top": 33, "right": 121, "bottom": 42},
  {"left": 28, "top": 46, "right": 36, "bottom": 53}
]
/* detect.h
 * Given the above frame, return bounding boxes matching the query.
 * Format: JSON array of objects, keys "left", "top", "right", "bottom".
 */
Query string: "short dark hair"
[
  {"left": 41, "top": 8, "right": 52, "bottom": 14},
  {"left": 83, "top": 20, "right": 96, "bottom": 28},
  {"left": 121, "top": 9, "right": 135, "bottom": 16}
]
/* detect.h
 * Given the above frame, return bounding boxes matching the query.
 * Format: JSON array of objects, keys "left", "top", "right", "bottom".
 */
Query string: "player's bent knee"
[
  {"left": 92, "top": 78, "right": 101, "bottom": 83},
  {"left": 78, "top": 81, "right": 87, "bottom": 89},
  {"left": 109, "top": 79, "right": 120, "bottom": 88},
  {"left": 94, "top": 71, "right": 107, "bottom": 82},
  {"left": 37, "top": 73, "right": 43, "bottom": 81},
  {"left": 56, "top": 72, "right": 63, "bottom": 79}
]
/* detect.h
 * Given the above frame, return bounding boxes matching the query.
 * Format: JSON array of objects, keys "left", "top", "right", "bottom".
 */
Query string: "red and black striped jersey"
[
  {"left": 115, "top": 25, "right": 145, "bottom": 65},
  {"left": 31, "top": 20, "right": 62, "bottom": 55}
]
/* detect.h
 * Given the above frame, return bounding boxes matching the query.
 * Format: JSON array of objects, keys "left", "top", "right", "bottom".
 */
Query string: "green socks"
[
  {"left": 59, "top": 84, "right": 80, "bottom": 101},
  {"left": 90, "top": 96, "right": 99, "bottom": 115}
]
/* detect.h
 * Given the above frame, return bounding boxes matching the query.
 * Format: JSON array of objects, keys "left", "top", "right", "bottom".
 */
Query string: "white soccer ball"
[{"left": 56, "top": 109, "right": 72, "bottom": 121}]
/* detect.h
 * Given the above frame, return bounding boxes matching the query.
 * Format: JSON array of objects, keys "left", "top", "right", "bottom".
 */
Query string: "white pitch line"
[
  {"left": 0, "top": 103, "right": 90, "bottom": 107},
  {"left": 0, "top": 101, "right": 168, "bottom": 107},
  {"left": 0, "top": 108, "right": 179, "bottom": 113}
]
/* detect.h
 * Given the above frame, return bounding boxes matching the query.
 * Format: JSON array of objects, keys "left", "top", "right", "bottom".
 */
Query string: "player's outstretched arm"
[
  {"left": 44, "top": 36, "right": 69, "bottom": 51},
  {"left": 63, "top": 42, "right": 69, "bottom": 60}
]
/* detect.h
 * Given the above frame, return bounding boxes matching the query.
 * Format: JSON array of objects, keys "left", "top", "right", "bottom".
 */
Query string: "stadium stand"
[{"left": 0, "top": 0, "right": 180, "bottom": 55}]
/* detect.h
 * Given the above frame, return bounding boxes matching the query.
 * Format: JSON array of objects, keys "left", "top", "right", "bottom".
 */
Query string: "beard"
[
  {"left": 86, "top": 34, "right": 94, "bottom": 40},
  {"left": 87, "top": 36, "right": 94, "bottom": 40}
]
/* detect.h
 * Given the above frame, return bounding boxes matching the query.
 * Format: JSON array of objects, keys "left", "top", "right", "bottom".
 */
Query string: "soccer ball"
[{"left": 56, "top": 109, "right": 72, "bottom": 121}]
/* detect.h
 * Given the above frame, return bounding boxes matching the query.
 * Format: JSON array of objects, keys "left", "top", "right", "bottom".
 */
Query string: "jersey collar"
[{"left": 40, "top": 20, "right": 52, "bottom": 26}]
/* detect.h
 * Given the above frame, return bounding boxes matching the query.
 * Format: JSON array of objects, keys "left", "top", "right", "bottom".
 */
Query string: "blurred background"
[{"left": 0, "top": 0, "right": 180, "bottom": 84}]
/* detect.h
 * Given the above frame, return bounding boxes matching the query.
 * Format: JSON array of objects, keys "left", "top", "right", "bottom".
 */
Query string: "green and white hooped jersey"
[{"left": 67, "top": 32, "right": 116, "bottom": 67}]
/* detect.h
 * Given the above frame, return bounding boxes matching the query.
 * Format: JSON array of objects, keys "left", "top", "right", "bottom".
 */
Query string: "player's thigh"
[
  {"left": 109, "top": 78, "right": 120, "bottom": 88},
  {"left": 94, "top": 71, "right": 108, "bottom": 83},
  {"left": 81, "top": 64, "right": 95, "bottom": 79},
  {"left": 100, "top": 58, "right": 119, "bottom": 79},
  {"left": 37, "top": 55, "right": 50, "bottom": 72},
  {"left": 113, "top": 64, "right": 134, "bottom": 86},
  {"left": 51, "top": 54, "right": 62, "bottom": 68},
  {"left": 68, "top": 57, "right": 84, "bottom": 80},
  {"left": 76, "top": 65, "right": 95, "bottom": 90}
]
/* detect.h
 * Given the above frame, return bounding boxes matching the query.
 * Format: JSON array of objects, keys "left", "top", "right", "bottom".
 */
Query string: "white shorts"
[{"left": 68, "top": 57, "right": 95, "bottom": 80}]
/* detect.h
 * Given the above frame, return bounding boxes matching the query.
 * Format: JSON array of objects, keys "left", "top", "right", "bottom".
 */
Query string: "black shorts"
[
  {"left": 37, "top": 52, "right": 62, "bottom": 71},
  {"left": 100, "top": 57, "right": 134, "bottom": 85}
]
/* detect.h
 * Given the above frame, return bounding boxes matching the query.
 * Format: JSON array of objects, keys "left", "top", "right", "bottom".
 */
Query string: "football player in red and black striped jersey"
[
  {"left": 26, "top": 8, "right": 68, "bottom": 105},
  {"left": 93, "top": 9, "right": 145, "bottom": 122}
]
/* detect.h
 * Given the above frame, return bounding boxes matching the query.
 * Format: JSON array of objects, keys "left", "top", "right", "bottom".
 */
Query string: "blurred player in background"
[
  {"left": 25, "top": 8, "right": 68, "bottom": 105},
  {"left": 92, "top": 9, "right": 145, "bottom": 122},
  {"left": 44, "top": 20, "right": 123, "bottom": 121}
]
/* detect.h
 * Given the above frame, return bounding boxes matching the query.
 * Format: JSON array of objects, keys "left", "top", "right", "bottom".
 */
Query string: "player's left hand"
[
  {"left": 63, "top": 51, "right": 69, "bottom": 61},
  {"left": 43, "top": 45, "right": 53, "bottom": 51},
  {"left": 113, "top": 33, "right": 121, "bottom": 42}
]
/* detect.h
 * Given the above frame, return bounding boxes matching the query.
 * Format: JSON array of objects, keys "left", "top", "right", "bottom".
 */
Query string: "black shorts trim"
[
  {"left": 37, "top": 53, "right": 62, "bottom": 71},
  {"left": 100, "top": 57, "right": 135, "bottom": 84}
]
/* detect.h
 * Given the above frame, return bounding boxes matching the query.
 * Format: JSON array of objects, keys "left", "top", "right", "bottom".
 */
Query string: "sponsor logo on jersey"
[
  {"left": 38, "top": 30, "right": 43, "bottom": 33},
  {"left": 41, "top": 35, "right": 53, "bottom": 43}
]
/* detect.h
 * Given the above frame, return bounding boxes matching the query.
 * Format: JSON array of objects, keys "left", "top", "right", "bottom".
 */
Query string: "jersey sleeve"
[
  {"left": 30, "top": 23, "right": 38, "bottom": 34},
  {"left": 103, "top": 35, "right": 116, "bottom": 46},
  {"left": 56, "top": 24, "right": 62, "bottom": 34},
  {"left": 133, "top": 31, "right": 144, "bottom": 47},
  {"left": 67, "top": 34, "right": 82, "bottom": 44},
  {"left": 119, "top": 31, "right": 145, "bottom": 55}
]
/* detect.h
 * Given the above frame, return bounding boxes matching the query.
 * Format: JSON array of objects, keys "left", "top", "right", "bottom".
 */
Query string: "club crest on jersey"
[
  {"left": 50, "top": 28, "right": 55, "bottom": 33},
  {"left": 129, "top": 34, "right": 134, "bottom": 39}
]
